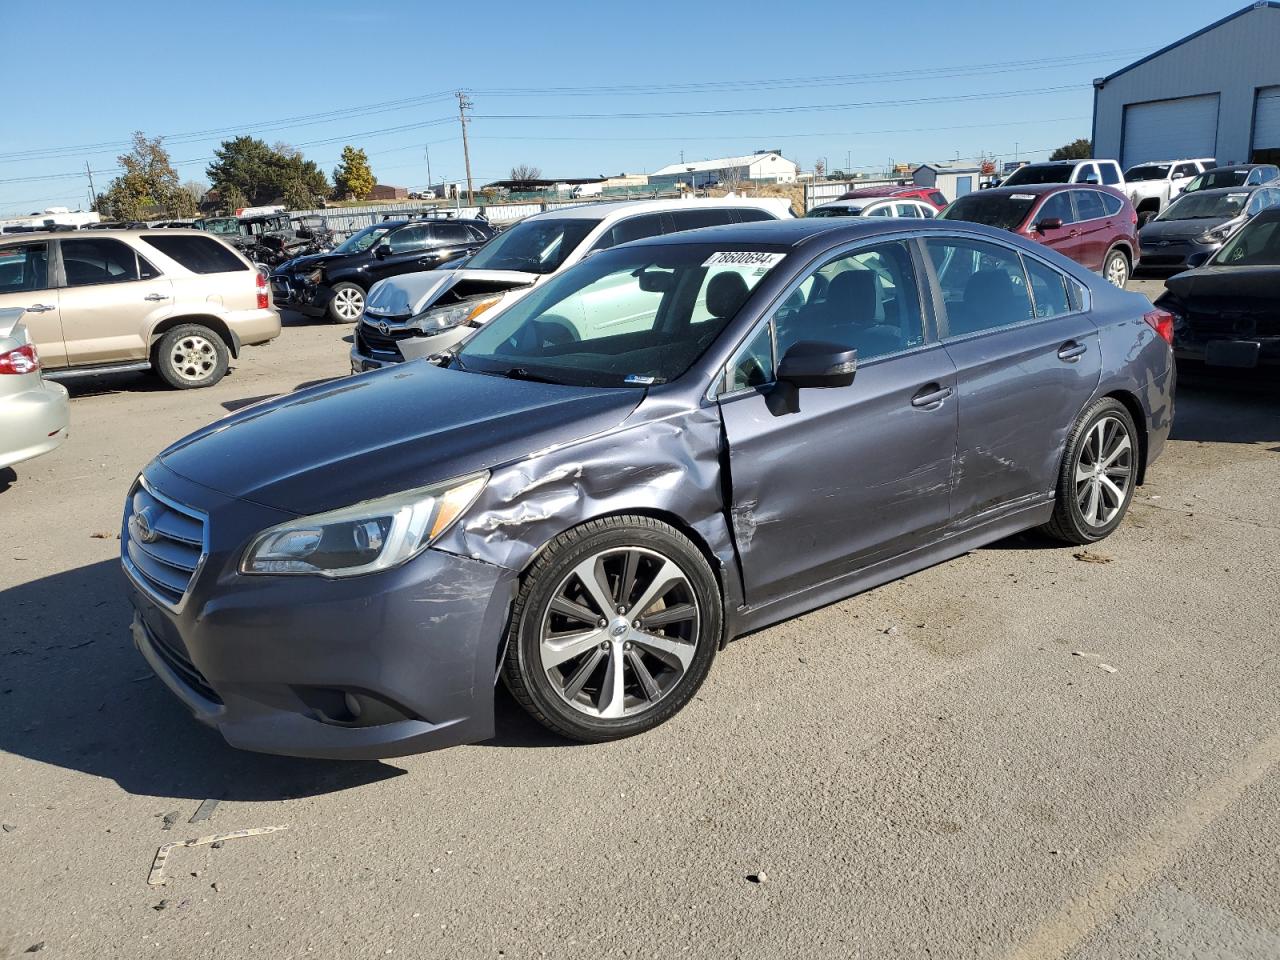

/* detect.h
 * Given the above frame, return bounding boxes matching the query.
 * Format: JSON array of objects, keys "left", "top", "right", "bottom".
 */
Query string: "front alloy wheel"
[
  {"left": 328, "top": 283, "right": 365, "bottom": 323},
  {"left": 503, "top": 516, "right": 721, "bottom": 742}
]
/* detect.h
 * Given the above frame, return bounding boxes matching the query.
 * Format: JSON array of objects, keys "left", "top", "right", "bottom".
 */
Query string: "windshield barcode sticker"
[
  {"left": 1010, "top": 194, "right": 1038, "bottom": 200},
  {"left": 702, "top": 252, "right": 787, "bottom": 268}
]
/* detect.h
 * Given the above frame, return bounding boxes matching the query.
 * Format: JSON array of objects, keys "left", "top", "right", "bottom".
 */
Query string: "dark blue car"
[{"left": 122, "top": 218, "right": 1175, "bottom": 758}]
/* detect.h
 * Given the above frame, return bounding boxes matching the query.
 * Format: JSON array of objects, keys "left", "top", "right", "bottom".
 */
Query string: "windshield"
[
  {"left": 940, "top": 193, "right": 1037, "bottom": 231},
  {"left": 1001, "top": 165, "right": 1073, "bottom": 186},
  {"left": 199, "top": 218, "right": 240, "bottom": 235},
  {"left": 465, "top": 217, "right": 600, "bottom": 274},
  {"left": 1157, "top": 191, "right": 1249, "bottom": 221},
  {"left": 1213, "top": 217, "right": 1280, "bottom": 265},
  {"left": 457, "top": 243, "right": 787, "bottom": 387},
  {"left": 1185, "top": 169, "right": 1248, "bottom": 192},
  {"left": 333, "top": 225, "right": 391, "bottom": 254},
  {"left": 1126, "top": 164, "right": 1171, "bottom": 181},
  {"left": 806, "top": 205, "right": 864, "bottom": 218}
]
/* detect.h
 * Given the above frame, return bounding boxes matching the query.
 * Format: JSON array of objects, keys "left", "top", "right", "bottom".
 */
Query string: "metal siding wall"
[{"left": 1093, "top": 7, "right": 1280, "bottom": 164}]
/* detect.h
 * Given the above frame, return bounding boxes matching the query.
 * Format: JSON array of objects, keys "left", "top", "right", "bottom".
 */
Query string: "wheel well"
[
  {"left": 1107, "top": 242, "right": 1133, "bottom": 266},
  {"left": 1105, "top": 389, "right": 1149, "bottom": 484},
  {"left": 1135, "top": 198, "right": 1161, "bottom": 213},
  {"left": 149, "top": 315, "right": 238, "bottom": 359},
  {"left": 521, "top": 507, "right": 732, "bottom": 647}
]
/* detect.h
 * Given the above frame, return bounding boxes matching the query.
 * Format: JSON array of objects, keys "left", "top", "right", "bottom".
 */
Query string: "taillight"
[
  {"left": 0, "top": 343, "right": 40, "bottom": 375},
  {"left": 256, "top": 270, "right": 269, "bottom": 310},
  {"left": 1144, "top": 309, "right": 1174, "bottom": 345},
  {"left": 1131, "top": 209, "right": 1139, "bottom": 225}
]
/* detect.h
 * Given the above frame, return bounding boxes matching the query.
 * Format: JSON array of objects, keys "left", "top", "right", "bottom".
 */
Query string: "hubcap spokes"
[
  {"left": 540, "top": 547, "right": 699, "bottom": 719},
  {"left": 335, "top": 289, "right": 363, "bottom": 320},
  {"left": 1107, "top": 257, "right": 1127, "bottom": 287},
  {"left": 1074, "top": 416, "right": 1132, "bottom": 527},
  {"left": 172, "top": 336, "right": 216, "bottom": 381}
]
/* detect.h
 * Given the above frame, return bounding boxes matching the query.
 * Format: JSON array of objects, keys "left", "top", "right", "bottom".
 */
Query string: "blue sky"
[{"left": 0, "top": 0, "right": 1252, "bottom": 216}]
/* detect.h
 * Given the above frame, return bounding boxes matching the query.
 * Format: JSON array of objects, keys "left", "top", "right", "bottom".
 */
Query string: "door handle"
[
  {"left": 25, "top": 303, "right": 55, "bottom": 313},
  {"left": 1058, "top": 340, "right": 1088, "bottom": 362},
  {"left": 911, "top": 383, "right": 953, "bottom": 408},
  {"left": 144, "top": 293, "right": 170, "bottom": 301},
  {"left": 1068, "top": 229, "right": 1081, "bottom": 238}
]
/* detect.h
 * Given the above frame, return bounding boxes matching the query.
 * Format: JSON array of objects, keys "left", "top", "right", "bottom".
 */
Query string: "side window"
[
  {"left": 142, "top": 235, "right": 247, "bottom": 273},
  {"left": 1023, "top": 256, "right": 1073, "bottom": 318},
  {"left": 60, "top": 237, "right": 140, "bottom": 286},
  {"left": 732, "top": 208, "right": 777, "bottom": 223},
  {"left": 917, "top": 204, "right": 936, "bottom": 219},
  {"left": 0, "top": 243, "right": 50, "bottom": 293},
  {"left": 1075, "top": 163, "right": 1100, "bottom": 184},
  {"left": 925, "top": 237, "right": 1033, "bottom": 337},
  {"left": 929, "top": 192, "right": 948, "bottom": 208},
  {"left": 668, "top": 209, "right": 735, "bottom": 232},
  {"left": 1072, "top": 190, "right": 1107, "bottom": 222},
  {"left": 385, "top": 225, "right": 432, "bottom": 253},
  {"left": 430, "top": 223, "right": 473, "bottom": 244},
  {"left": 1173, "top": 163, "right": 1197, "bottom": 180},
  {"left": 1035, "top": 192, "right": 1075, "bottom": 225},
  {"left": 722, "top": 322, "right": 774, "bottom": 394},
  {"left": 774, "top": 240, "right": 925, "bottom": 363},
  {"left": 1100, "top": 162, "right": 1121, "bottom": 186},
  {"left": 1098, "top": 192, "right": 1124, "bottom": 216},
  {"left": 465, "top": 225, "right": 490, "bottom": 242},
  {"left": 1246, "top": 191, "right": 1269, "bottom": 216},
  {"left": 865, "top": 205, "right": 893, "bottom": 217},
  {"left": 1246, "top": 169, "right": 1263, "bottom": 185},
  {"left": 894, "top": 203, "right": 921, "bottom": 218},
  {"left": 590, "top": 213, "right": 666, "bottom": 251}
]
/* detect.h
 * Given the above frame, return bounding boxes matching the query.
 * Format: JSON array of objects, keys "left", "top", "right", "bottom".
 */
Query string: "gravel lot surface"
[{"left": 2, "top": 287, "right": 1278, "bottom": 959}]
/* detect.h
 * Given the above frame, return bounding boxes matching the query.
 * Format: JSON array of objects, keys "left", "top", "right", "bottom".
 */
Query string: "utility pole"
[
  {"left": 85, "top": 161, "right": 97, "bottom": 210},
  {"left": 425, "top": 144, "right": 432, "bottom": 198},
  {"left": 456, "top": 91, "right": 474, "bottom": 204}
]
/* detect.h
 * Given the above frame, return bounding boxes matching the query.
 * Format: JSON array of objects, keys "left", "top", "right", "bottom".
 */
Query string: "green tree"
[
  {"left": 1050, "top": 138, "right": 1093, "bottom": 161},
  {"left": 96, "top": 132, "right": 195, "bottom": 220},
  {"left": 333, "top": 146, "right": 376, "bottom": 200},
  {"left": 206, "top": 136, "right": 329, "bottom": 207}
]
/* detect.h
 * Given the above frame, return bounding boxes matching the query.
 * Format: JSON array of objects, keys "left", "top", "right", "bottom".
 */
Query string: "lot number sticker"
[{"left": 702, "top": 252, "right": 787, "bottom": 268}]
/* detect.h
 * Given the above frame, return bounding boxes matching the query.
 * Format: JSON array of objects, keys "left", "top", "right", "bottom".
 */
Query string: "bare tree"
[
  {"left": 509, "top": 164, "right": 542, "bottom": 191},
  {"left": 814, "top": 158, "right": 826, "bottom": 179}
]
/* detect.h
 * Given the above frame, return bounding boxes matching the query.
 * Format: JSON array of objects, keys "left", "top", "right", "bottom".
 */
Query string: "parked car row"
[{"left": 119, "top": 210, "right": 1176, "bottom": 758}]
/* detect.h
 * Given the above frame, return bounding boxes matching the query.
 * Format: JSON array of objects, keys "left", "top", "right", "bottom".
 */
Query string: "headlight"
[
  {"left": 1196, "top": 219, "right": 1240, "bottom": 244},
  {"left": 409, "top": 296, "right": 502, "bottom": 333},
  {"left": 241, "top": 472, "right": 487, "bottom": 577}
]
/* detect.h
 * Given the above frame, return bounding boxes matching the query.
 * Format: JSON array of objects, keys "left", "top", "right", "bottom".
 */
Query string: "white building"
[
  {"left": 1092, "top": 2, "right": 1280, "bottom": 168},
  {"left": 648, "top": 152, "right": 798, "bottom": 189}
]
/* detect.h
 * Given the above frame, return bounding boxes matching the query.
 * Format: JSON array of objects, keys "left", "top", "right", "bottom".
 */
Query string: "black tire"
[
  {"left": 153, "top": 324, "right": 229, "bottom": 390},
  {"left": 501, "top": 516, "right": 722, "bottom": 743},
  {"left": 1042, "top": 397, "right": 1139, "bottom": 544},
  {"left": 1103, "top": 247, "right": 1130, "bottom": 288},
  {"left": 326, "top": 282, "right": 366, "bottom": 323}
]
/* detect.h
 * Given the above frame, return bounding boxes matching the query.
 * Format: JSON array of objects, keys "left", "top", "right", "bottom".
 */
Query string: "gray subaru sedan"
[{"left": 121, "top": 218, "right": 1175, "bottom": 758}]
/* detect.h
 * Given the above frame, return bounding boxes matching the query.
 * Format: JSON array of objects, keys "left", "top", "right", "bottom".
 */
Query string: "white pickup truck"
[{"left": 1124, "top": 158, "right": 1216, "bottom": 226}]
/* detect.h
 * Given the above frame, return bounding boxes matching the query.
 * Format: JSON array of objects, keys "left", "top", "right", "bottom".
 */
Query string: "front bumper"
[
  {"left": 270, "top": 274, "right": 329, "bottom": 316},
  {"left": 1137, "top": 237, "right": 1222, "bottom": 271},
  {"left": 1175, "top": 336, "right": 1280, "bottom": 367},
  {"left": 349, "top": 322, "right": 470, "bottom": 374},
  {"left": 0, "top": 378, "right": 69, "bottom": 470},
  {"left": 122, "top": 462, "right": 518, "bottom": 759}
]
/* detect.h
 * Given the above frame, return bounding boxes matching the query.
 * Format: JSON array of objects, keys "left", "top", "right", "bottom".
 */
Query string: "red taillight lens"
[
  {"left": 255, "top": 270, "right": 269, "bottom": 310},
  {"left": 0, "top": 343, "right": 40, "bottom": 375},
  {"left": 1144, "top": 309, "right": 1174, "bottom": 345},
  {"left": 1131, "top": 210, "right": 1139, "bottom": 225}
]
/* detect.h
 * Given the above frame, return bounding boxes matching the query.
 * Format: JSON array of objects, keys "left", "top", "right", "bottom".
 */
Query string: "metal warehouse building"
[{"left": 1092, "top": 2, "right": 1280, "bottom": 168}]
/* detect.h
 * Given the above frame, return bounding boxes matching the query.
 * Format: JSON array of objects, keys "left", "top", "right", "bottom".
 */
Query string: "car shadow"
[
  {"left": 1172, "top": 369, "right": 1280, "bottom": 444},
  {"left": 481, "top": 685, "right": 577, "bottom": 750},
  {"left": 0, "top": 560, "right": 401, "bottom": 801}
]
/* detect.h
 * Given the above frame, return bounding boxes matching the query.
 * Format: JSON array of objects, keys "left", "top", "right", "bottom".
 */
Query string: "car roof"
[
  {"left": 1178, "top": 184, "right": 1262, "bottom": 197},
  {"left": 0, "top": 227, "right": 209, "bottom": 242},
  {"left": 1204, "top": 163, "right": 1273, "bottom": 172},
  {"left": 524, "top": 197, "right": 789, "bottom": 223},
  {"left": 963, "top": 183, "right": 1119, "bottom": 198},
  {"left": 839, "top": 185, "right": 929, "bottom": 198}
]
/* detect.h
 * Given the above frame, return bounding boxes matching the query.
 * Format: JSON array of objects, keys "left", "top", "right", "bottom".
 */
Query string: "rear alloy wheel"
[
  {"left": 1103, "top": 248, "right": 1130, "bottom": 288},
  {"left": 154, "top": 324, "right": 229, "bottom": 389},
  {"left": 327, "top": 282, "right": 365, "bottom": 323},
  {"left": 1043, "top": 398, "right": 1138, "bottom": 544},
  {"left": 502, "top": 516, "right": 721, "bottom": 742}
]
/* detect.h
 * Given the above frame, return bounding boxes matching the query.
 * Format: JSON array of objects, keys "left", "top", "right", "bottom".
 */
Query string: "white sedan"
[{"left": 0, "top": 307, "right": 69, "bottom": 472}]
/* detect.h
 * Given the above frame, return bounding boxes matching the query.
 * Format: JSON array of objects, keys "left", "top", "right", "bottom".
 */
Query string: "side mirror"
[
  {"left": 777, "top": 341, "right": 857, "bottom": 389},
  {"left": 1035, "top": 217, "right": 1063, "bottom": 232},
  {"left": 1186, "top": 251, "right": 1212, "bottom": 269},
  {"left": 374, "top": 243, "right": 392, "bottom": 259}
]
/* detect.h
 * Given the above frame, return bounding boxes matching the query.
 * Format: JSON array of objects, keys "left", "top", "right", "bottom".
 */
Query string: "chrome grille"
[{"left": 122, "top": 480, "right": 207, "bottom": 610}]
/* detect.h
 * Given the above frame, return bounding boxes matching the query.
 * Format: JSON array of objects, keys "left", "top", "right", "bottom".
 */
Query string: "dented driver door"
[{"left": 715, "top": 238, "right": 959, "bottom": 607}]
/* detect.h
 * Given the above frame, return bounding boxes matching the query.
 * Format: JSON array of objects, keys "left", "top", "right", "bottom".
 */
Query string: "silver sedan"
[{"left": 0, "top": 308, "right": 69, "bottom": 471}]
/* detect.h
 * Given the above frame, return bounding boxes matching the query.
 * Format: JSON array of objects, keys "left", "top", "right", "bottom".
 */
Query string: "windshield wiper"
[{"left": 501, "top": 366, "right": 565, "bottom": 384}]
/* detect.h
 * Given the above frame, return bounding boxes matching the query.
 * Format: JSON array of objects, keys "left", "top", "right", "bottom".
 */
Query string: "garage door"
[
  {"left": 1252, "top": 86, "right": 1280, "bottom": 160},
  {"left": 1121, "top": 95, "right": 1220, "bottom": 168}
]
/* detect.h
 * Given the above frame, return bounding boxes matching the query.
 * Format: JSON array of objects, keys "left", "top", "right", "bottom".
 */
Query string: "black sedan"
[
  {"left": 1157, "top": 206, "right": 1280, "bottom": 368},
  {"left": 1137, "top": 184, "right": 1280, "bottom": 271}
]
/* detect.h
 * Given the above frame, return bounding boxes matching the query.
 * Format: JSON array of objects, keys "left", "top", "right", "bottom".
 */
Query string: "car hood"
[
  {"left": 156, "top": 362, "right": 642, "bottom": 515},
  {"left": 1162, "top": 264, "right": 1280, "bottom": 308},
  {"left": 275, "top": 251, "right": 353, "bottom": 274},
  {"left": 1140, "top": 217, "right": 1229, "bottom": 242},
  {"left": 365, "top": 267, "right": 539, "bottom": 318}
]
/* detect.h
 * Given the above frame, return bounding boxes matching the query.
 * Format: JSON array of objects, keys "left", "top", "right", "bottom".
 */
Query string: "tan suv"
[{"left": 0, "top": 229, "right": 280, "bottom": 389}]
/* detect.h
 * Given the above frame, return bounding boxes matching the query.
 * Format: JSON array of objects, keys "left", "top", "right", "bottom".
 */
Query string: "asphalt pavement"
[{"left": 1, "top": 294, "right": 1278, "bottom": 959}]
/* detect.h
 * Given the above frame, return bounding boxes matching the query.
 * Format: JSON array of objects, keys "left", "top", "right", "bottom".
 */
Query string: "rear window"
[
  {"left": 142, "top": 235, "right": 248, "bottom": 274},
  {"left": 733, "top": 208, "right": 778, "bottom": 223},
  {"left": 940, "top": 193, "right": 1037, "bottom": 230},
  {"left": 1002, "top": 165, "right": 1074, "bottom": 186}
]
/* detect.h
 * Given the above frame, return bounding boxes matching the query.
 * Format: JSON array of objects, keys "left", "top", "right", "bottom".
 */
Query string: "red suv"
[
  {"left": 836, "top": 184, "right": 949, "bottom": 210},
  {"left": 939, "top": 184, "right": 1140, "bottom": 286}
]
